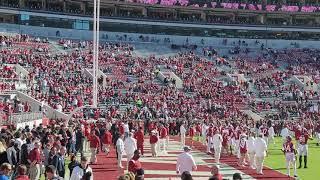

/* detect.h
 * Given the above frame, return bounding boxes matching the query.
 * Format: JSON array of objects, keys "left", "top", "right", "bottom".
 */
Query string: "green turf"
[{"left": 264, "top": 137, "right": 320, "bottom": 180}]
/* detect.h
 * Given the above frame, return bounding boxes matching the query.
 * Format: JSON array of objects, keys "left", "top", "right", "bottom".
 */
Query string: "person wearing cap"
[
  {"left": 45, "top": 165, "right": 63, "bottom": 180},
  {"left": 124, "top": 132, "right": 137, "bottom": 170},
  {"left": 209, "top": 164, "right": 223, "bottom": 180},
  {"left": 149, "top": 130, "right": 158, "bottom": 157},
  {"left": 176, "top": 146, "right": 197, "bottom": 175},
  {"left": 212, "top": 130, "right": 223, "bottom": 163},
  {"left": 253, "top": 133, "right": 267, "bottom": 175},
  {"left": 70, "top": 156, "right": 93, "bottom": 180},
  {"left": 282, "top": 136, "right": 297, "bottom": 177}
]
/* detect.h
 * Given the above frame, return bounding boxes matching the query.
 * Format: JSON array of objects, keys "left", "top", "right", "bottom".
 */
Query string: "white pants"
[
  {"left": 263, "top": 136, "right": 269, "bottom": 147},
  {"left": 285, "top": 153, "right": 297, "bottom": 176},
  {"left": 298, "top": 144, "right": 308, "bottom": 156},
  {"left": 316, "top": 133, "right": 320, "bottom": 143},
  {"left": 214, "top": 146, "right": 222, "bottom": 163},
  {"left": 268, "top": 136, "right": 275, "bottom": 145},
  {"left": 235, "top": 140, "right": 240, "bottom": 158},
  {"left": 255, "top": 156, "right": 265, "bottom": 174},
  {"left": 248, "top": 152, "right": 256, "bottom": 169},
  {"left": 202, "top": 133, "right": 207, "bottom": 145},
  {"left": 161, "top": 138, "right": 167, "bottom": 152},
  {"left": 181, "top": 134, "right": 186, "bottom": 147},
  {"left": 90, "top": 148, "right": 97, "bottom": 163},
  {"left": 207, "top": 137, "right": 213, "bottom": 153},
  {"left": 117, "top": 151, "right": 123, "bottom": 167},
  {"left": 103, "top": 144, "right": 110, "bottom": 153}
]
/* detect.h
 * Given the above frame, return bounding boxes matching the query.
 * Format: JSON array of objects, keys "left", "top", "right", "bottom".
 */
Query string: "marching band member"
[
  {"left": 160, "top": 124, "right": 168, "bottom": 154},
  {"left": 238, "top": 134, "right": 248, "bottom": 167},
  {"left": 259, "top": 123, "right": 269, "bottom": 147},
  {"left": 180, "top": 122, "right": 187, "bottom": 147},
  {"left": 254, "top": 133, "right": 267, "bottom": 175},
  {"left": 221, "top": 129, "right": 229, "bottom": 155},
  {"left": 207, "top": 124, "right": 214, "bottom": 154},
  {"left": 268, "top": 124, "right": 275, "bottom": 145},
  {"left": 247, "top": 132, "right": 256, "bottom": 169},
  {"left": 124, "top": 132, "right": 137, "bottom": 170},
  {"left": 212, "top": 130, "right": 223, "bottom": 163},
  {"left": 201, "top": 122, "right": 208, "bottom": 145},
  {"left": 189, "top": 124, "right": 195, "bottom": 148},
  {"left": 134, "top": 127, "right": 145, "bottom": 156},
  {"left": 150, "top": 130, "right": 158, "bottom": 157}
]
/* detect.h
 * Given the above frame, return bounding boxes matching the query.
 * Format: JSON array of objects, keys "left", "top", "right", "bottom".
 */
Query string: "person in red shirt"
[
  {"left": 210, "top": 164, "right": 223, "bottom": 180},
  {"left": 195, "top": 123, "right": 201, "bottom": 141},
  {"left": 28, "top": 141, "right": 41, "bottom": 180},
  {"left": 128, "top": 150, "right": 142, "bottom": 175},
  {"left": 297, "top": 130, "right": 312, "bottom": 169},
  {"left": 15, "top": 164, "right": 30, "bottom": 180},
  {"left": 159, "top": 124, "right": 168, "bottom": 153},
  {"left": 149, "top": 130, "right": 158, "bottom": 157},
  {"left": 238, "top": 134, "right": 248, "bottom": 167},
  {"left": 189, "top": 125, "right": 195, "bottom": 148},
  {"left": 102, "top": 130, "right": 112, "bottom": 155},
  {"left": 84, "top": 125, "right": 91, "bottom": 152},
  {"left": 134, "top": 127, "right": 145, "bottom": 156},
  {"left": 89, "top": 130, "right": 100, "bottom": 164}
]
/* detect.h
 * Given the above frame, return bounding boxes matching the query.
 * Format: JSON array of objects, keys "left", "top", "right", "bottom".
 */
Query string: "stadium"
[{"left": 0, "top": 0, "right": 319, "bottom": 179}]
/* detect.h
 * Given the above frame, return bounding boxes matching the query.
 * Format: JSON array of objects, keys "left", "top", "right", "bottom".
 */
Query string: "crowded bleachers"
[{"left": 0, "top": 30, "right": 320, "bottom": 180}]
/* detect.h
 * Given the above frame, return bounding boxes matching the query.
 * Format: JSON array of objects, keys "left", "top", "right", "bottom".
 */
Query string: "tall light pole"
[
  {"left": 66, "top": 0, "right": 100, "bottom": 124},
  {"left": 93, "top": 0, "right": 100, "bottom": 108}
]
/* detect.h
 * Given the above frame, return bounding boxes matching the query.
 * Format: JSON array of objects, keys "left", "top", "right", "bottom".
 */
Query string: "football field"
[{"left": 264, "top": 137, "right": 319, "bottom": 180}]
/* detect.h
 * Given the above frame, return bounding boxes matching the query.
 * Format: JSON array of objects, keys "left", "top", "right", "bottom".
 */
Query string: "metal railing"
[{"left": 0, "top": 112, "right": 43, "bottom": 125}]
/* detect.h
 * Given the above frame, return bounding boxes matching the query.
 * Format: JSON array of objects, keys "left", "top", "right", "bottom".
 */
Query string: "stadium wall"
[{"left": 1, "top": 23, "right": 320, "bottom": 49}]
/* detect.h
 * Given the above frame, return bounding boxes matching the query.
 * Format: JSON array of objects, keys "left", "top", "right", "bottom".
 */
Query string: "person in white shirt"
[
  {"left": 254, "top": 134, "right": 267, "bottom": 175},
  {"left": 247, "top": 132, "right": 256, "bottom": 169},
  {"left": 14, "top": 132, "right": 24, "bottom": 150},
  {"left": 116, "top": 134, "right": 125, "bottom": 168},
  {"left": 70, "top": 156, "right": 93, "bottom": 180},
  {"left": 268, "top": 125, "right": 275, "bottom": 145},
  {"left": 201, "top": 122, "right": 208, "bottom": 145},
  {"left": 176, "top": 146, "right": 197, "bottom": 175},
  {"left": 281, "top": 125, "right": 290, "bottom": 143},
  {"left": 212, "top": 131, "right": 223, "bottom": 163},
  {"left": 124, "top": 122, "right": 130, "bottom": 139},
  {"left": 124, "top": 132, "right": 137, "bottom": 170},
  {"left": 180, "top": 122, "right": 187, "bottom": 147}
]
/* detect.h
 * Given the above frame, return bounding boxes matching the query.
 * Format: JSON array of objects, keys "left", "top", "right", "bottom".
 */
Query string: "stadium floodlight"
[{"left": 93, "top": 0, "right": 100, "bottom": 108}]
